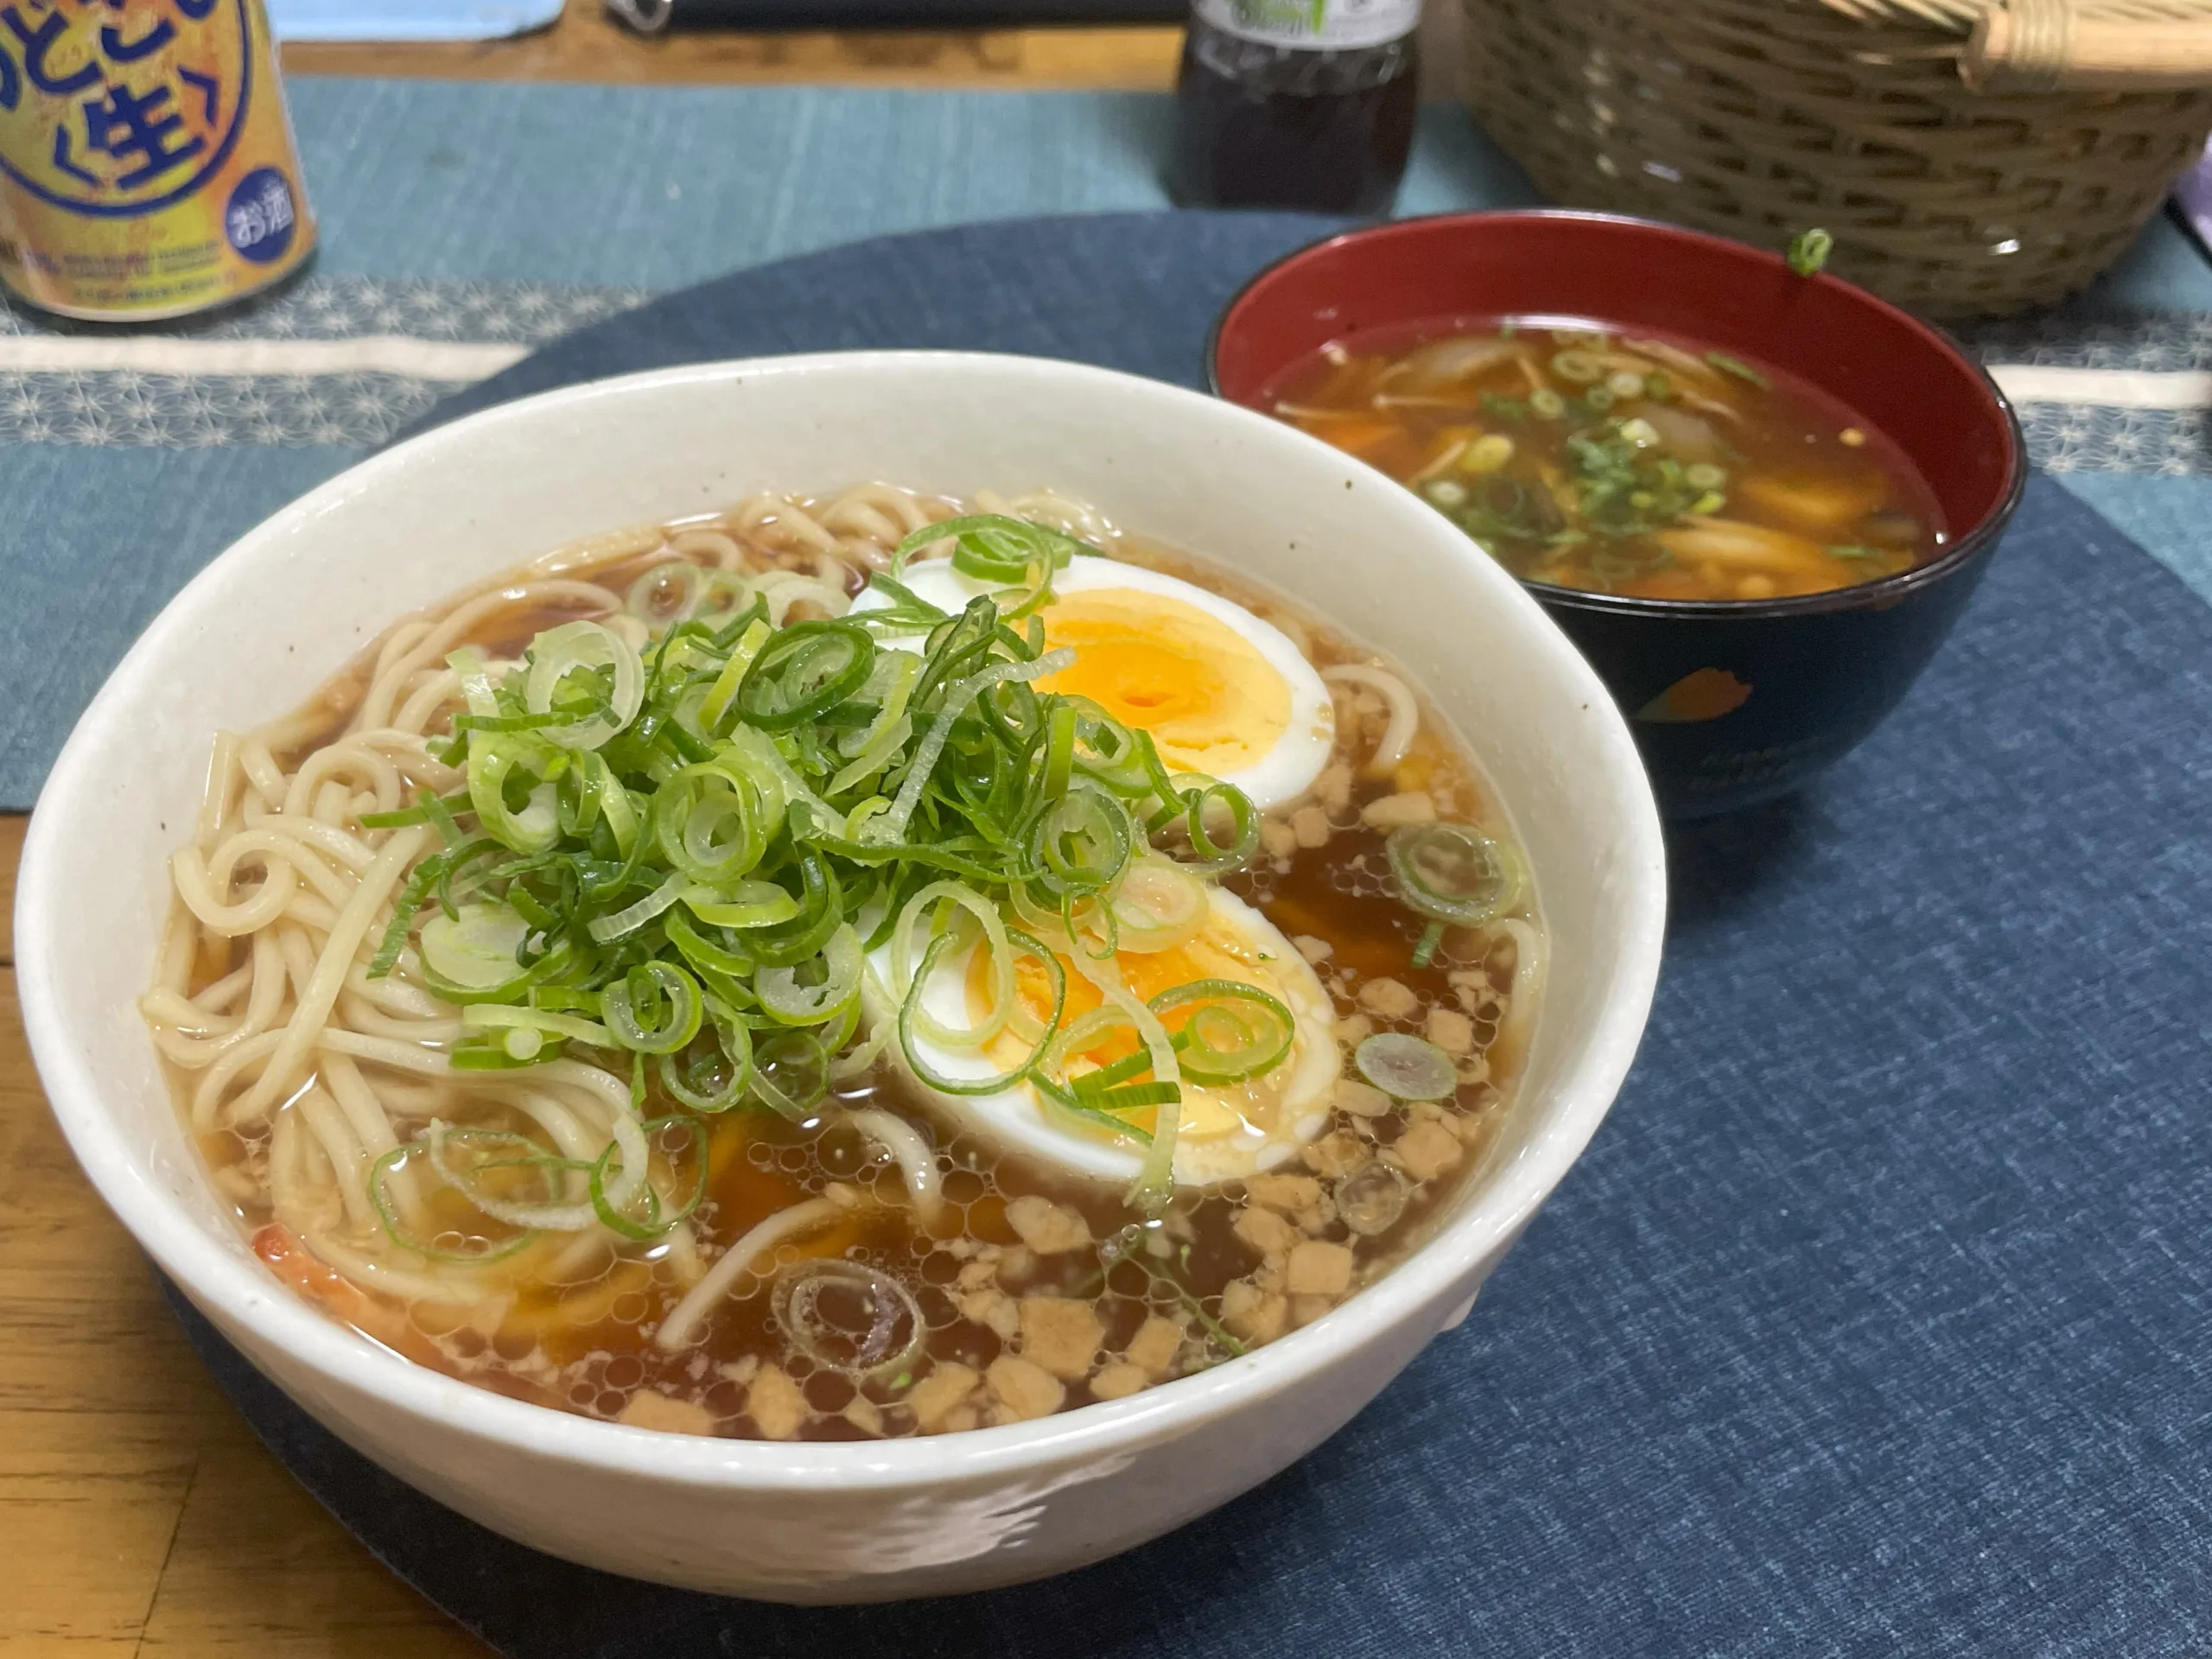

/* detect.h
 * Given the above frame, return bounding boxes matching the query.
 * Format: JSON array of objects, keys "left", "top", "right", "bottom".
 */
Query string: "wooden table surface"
[{"left": 1, "top": 4, "right": 1177, "bottom": 1652}]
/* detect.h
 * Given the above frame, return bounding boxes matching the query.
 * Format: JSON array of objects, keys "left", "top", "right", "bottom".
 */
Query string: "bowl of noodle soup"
[{"left": 19, "top": 352, "right": 1665, "bottom": 1602}]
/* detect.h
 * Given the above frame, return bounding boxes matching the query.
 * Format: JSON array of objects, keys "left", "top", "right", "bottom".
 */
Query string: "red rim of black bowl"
[{"left": 1204, "top": 208, "right": 2030, "bottom": 623}]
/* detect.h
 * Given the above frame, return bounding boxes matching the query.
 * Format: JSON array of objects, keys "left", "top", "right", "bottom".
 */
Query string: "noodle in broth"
[{"left": 145, "top": 483, "right": 1541, "bottom": 1440}]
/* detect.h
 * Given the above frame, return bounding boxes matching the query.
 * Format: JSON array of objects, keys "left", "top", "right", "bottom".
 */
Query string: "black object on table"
[{"left": 168, "top": 211, "right": 2212, "bottom": 1658}]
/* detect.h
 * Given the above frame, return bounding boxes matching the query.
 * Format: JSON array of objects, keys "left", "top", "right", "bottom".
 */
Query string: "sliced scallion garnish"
[
  {"left": 1385, "top": 822, "right": 1522, "bottom": 929},
  {"left": 357, "top": 510, "right": 1302, "bottom": 1208},
  {"left": 1355, "top": 1033, "right": 1458, "bottom": 1102}
]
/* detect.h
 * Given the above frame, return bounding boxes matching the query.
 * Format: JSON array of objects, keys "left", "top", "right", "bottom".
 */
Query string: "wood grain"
[
  {"left": 0, "top": 909, "right": 496, "bottom": 1657},
  {"left": 281, "top": 0, "right": 1183, "bottom": 89}
]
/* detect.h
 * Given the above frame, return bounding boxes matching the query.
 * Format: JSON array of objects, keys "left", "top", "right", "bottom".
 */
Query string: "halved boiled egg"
[
  {"left": 849, "top": 553, "right": 1334, "bottom": 810},
  {"left": 862, "top": 887, "right": 1339, "bottom": 1186}
]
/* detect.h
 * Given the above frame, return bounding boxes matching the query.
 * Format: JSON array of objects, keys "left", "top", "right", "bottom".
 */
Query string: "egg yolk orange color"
[
  {"left": 963, "top": 925, "right": 1294, "bottom": 1142},
  {"left": 1035, "top": 588, "right": 1289, "bottom": 778}
]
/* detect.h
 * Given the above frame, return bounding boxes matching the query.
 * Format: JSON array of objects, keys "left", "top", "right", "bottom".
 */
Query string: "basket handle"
[{"left": 1962, "top": 0, "right": 2212, "bottom": 90}]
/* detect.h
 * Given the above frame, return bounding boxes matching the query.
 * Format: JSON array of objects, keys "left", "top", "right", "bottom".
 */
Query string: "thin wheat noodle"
[
  {"left": 372, "top": 1076, "right": 455, "bottom": 1120},
  {"left": 285, "top": 742, "right": 402, "bottom": 821},
  {"left": 518, "top": 1059, "right": 648, "bottom": 1209},
  {"left": 494, "top": 1087, "right": 601, "bottom": 1165},
  {"left": 238, "top": 810, "right": 376, "bottom": 872},
  {"left": 238, "top": 735, "right": 287, "bottom": 808},
  {"left": 317, "top": 1028, "right": 454, "bottom": 1075},
  {"left": 760, "top": 575, "right": 850, "bottom": 625},
  {"left": 232, "top": 825, "right": 355, "bottom": 908},
  {"left": 668, "top": 527, "right": 744, "bottom": 568},
  {"left": 394, "top": 671, "right": 461, "bottom": 734},
  {"left": 319, "top": 1052, "right": 400, "bottom": 1163},
  {"left": 305, "top": 1227, "right": 506, "bottom": 1306},
  {"left": 337, "top": 990, "right": 465, "bottom": 1043},
  {"left": 143, "top": 934, "right": 287, "bottom": 1065},
  {"left": 341, "top": 960, "right": 448, "bottom": 1020},
  {"left": 821, "top": 482, "right": 934, "bottom": 537},
  {"left": 275, "top": 924, "right": 321, "bottom": 1004},
  {"left": 153, "top": 906, "right": 196, "bottom": 996},
  {"left": 172, "top": 842, "right": 296, "bottom": 937},
  {"left": 216, "top": 820, "right": 353, "bottom": 900},
  {"left": 227, "top": 826, "right": 429, "bottom": 1125},
  {"left": 143, "top": 968, "right": 249, "bottom": 1030},
  {"left": 198, "top": 733, "right": 242, "bottom": 843},
  {"left": 655, "top": 1198, "right": 842, "bottom": 1352},
  {"left": 296, "top": 1086, "right": 373, "bottom": 1229},
  {"left": 267, "top": 1101, "right": 321, "bottom": 1225},
  {"left": 974, "top": 487, "right": 1112, "bottom": 542},
  {"left": 372, "top": 620, "right": 435, "bottom": 683},
  {"left": 195, "top": 1029, "right": 283, "bottom": 1128},
  {"left": 846, "top": 1109, "right": 944, "bottom": 1224},
  {"left": 356, "top": 581, "right": 616, "bottom": 730},
  {"left": 283, "top": 893, "right": 342, "bottom": 933},
  {"left": 734, "top": 493, "right": 839, "bottom": 554},
  {"left": 1322, "top": 664, "right": 1420, "bottom": 777},
  {"left": 191, "top": 960, "right": 257, "bottom": 1013},
  {"left": 1489, "top": 917, "right": 1547, "bottom": 1067}
]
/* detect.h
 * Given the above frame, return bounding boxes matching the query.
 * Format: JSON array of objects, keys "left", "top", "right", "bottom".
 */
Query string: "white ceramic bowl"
[{"left": 18, "top": 352, "right": 1665, "bottom": 1604}]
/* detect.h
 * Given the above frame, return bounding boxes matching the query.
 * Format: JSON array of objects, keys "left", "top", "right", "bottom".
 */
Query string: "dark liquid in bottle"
[{"left": 1168, "top": 16, "right": 1418, "bottom": 218}]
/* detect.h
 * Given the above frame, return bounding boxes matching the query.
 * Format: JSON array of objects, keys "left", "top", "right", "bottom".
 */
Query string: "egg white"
[
  {"left": 848, "top": 553, "right": 1335, "bottom": 810},
  {"left": 861, "top": 887, "right": 1339, "bottom": 1187}
]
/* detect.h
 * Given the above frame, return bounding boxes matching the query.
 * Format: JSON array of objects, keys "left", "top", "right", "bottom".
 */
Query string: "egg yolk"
[
  {"left": 1036, "top": 588, "right": 1290, "bottom": 778},
  {"left": 964, "top": 923, "right": 1299, "bottom": 1143}
]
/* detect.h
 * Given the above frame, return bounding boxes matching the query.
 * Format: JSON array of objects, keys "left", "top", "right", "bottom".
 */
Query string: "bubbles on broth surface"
[{"left": 160, "top": 486, "right": 1541, "bottom": 1442}]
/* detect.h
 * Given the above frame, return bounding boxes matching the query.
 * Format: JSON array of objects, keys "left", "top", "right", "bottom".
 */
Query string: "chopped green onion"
[
  {"left": 893, "top": 513, "right": 1095, "bottom": 584},
  {"left": 1386, "top": 822, "right": 1522, "bottom": 928},
  {"left": 1551, "top": 350, "right": 1604, "bottom": 385},
  {"left": 1355, "top": 1033, "right": 1458, "bottom": 1101},
  {"left": 1787, "top": 227, "right": 1834, "bottom": 277},
  {"left": 601, "top": 961, "right": 705, "bottom": 1054},
  {"left": 749, "top": 1027, "right": 831, "bottom": 1119},
  {"left": 419, "top": 901, "right": 531, "bottom": 990},
  {"left": 658, "top": 1010, "right": 754, "bottom": 1112},
  {"left": 344, "top": 530, "right": 1318, "bottom": 1246},
  {"left": 524, "top": 620, "right": 644, "bottom": 751},
  {"left": 755, "top": 924, "right": 865, "bottom": 1027},
  {"left": 1705, "top": 352, "right": 1770, "bottom": 390},
  {"left": 1149, "top": 979, "right": 1295, "bottom": 1084},
  {"left": 369, "top": 1137, "right": 537, "bottom": 1263},
  {"left": 734, "top": 620, "right": 875, "bottom": 732}
]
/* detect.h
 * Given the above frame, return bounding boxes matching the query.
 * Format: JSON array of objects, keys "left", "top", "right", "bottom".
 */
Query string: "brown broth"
[
  {"left": 165, "top": 489, "right": 1539, "bottom": 1441},
  {"left": 1264, "top": 317, "right": 1947, "bottom": 603}
]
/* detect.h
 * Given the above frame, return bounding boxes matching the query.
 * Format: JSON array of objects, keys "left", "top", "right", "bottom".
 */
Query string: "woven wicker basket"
[{"left": 1459, "top": 0, "right": 2212, "bottom": 315}]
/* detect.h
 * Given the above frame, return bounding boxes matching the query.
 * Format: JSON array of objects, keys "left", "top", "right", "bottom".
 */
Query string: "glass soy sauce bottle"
[{"left": 1168, "top": 0, "right": 1421, "bottom": 218}]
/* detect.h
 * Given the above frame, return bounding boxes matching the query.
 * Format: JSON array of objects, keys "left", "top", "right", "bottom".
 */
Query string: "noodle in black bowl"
[{"left": 18, "top": 353, "right": 1665, "bottom": 1602}]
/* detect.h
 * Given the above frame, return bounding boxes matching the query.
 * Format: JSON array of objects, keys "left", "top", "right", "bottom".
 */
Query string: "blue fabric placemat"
[{"left": 144, "top": 211, "right": 2212, "bottom": 1657}]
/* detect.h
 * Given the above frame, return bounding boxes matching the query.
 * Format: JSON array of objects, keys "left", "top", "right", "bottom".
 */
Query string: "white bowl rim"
[{"left": 19, "top": 349, "right": 1668, "bottom": 1493}]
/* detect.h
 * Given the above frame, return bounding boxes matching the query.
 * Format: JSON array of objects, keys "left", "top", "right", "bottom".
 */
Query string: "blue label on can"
[{"left": 224, "top": 162, "right": 291, "bottom": 262}]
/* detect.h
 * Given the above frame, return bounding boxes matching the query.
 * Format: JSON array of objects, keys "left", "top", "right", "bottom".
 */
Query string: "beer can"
[{"left": 0, "top": 0, "right": 315, "bottom": 321}]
